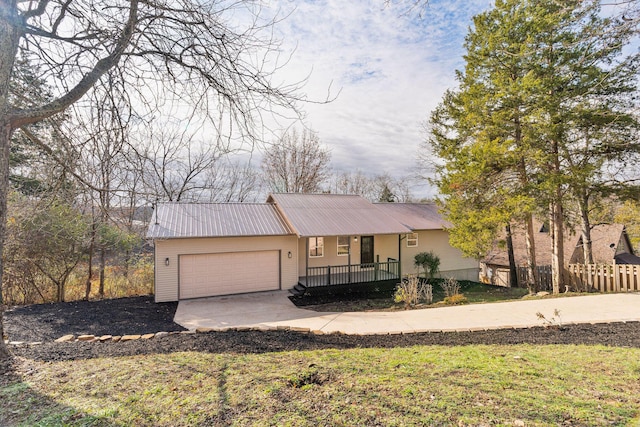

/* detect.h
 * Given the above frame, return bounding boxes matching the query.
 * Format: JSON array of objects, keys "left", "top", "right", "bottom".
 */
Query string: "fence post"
[{"left": 327, "top": 265, "right": 331, "bottom": 285}]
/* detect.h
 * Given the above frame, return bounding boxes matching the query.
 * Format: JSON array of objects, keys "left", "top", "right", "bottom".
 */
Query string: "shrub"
[
  {"left": 395, "top": 275, "right": 433, "bottom": 309},
  {"left": 419, "top": 282, "right": 433, "bottom": 305},
  {"left": 440, "top": 277, "right": 461, "bottom": 298},
  {"left": 414, "top": 251, "right": 440, "bottom": 281},
  {"left": 443, "top": 294, "right": 467, "bottom": 305}
]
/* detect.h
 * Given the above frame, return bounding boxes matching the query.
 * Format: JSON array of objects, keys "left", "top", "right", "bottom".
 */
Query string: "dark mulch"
[
  {"left": 8, "top": 323, "right": 640, "bottom": 363},
  {"left": 4, "top": 295, "right": 185, "bottom": 342},
  {"left": 4, "top": 296, "right": 640, "bottom": 364}
]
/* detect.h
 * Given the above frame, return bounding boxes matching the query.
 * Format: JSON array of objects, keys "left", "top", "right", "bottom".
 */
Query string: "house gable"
[{"left": 267, "top": 193, "right": 411, "bottom": 237}]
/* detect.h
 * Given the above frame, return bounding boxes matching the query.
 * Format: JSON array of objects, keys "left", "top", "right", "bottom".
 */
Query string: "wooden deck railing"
[{"left": 303, "top": 259, "right": 399, "bottom": 288}]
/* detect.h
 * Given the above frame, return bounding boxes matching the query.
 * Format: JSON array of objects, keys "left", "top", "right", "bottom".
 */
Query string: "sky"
[{"left": 261, "top": 0, "right": 495, "bottom": 198}]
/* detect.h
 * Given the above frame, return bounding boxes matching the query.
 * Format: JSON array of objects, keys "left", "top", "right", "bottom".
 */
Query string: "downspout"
[
  {"left": 153, "top": 240, "right": 157, "bottom": 302},
  {"left": 305, "top": 237, "right": 309, "bottom": 284},
  {"left": 398, "top": 234, "right": 403, "bottom": 280},
  {"left": 348, "top": 236, "right": 352, "bottom": 283}
]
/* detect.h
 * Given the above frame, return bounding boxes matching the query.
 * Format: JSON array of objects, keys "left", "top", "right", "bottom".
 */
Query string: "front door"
[{"left": 361, "top": 236, "right": 374, "bottom": 265}]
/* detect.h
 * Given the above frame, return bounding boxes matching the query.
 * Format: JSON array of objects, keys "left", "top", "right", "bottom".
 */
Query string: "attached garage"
[
  {"left": 148, "top": 203, "right": 298, "bottom": 302},
  {"left": 179, "top": 250, "right": 281, "bottom": 299}
]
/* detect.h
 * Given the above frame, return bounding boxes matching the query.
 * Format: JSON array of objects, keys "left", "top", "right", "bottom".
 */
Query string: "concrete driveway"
[{"left": 174, "top": 291, "right": 640, "bottom": 335}]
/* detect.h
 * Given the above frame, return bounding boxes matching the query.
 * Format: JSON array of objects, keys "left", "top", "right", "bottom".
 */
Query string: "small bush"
[
  {"left": 395, "top": 275, "right": 433, "bottom": 309},
  {"left": 440, "top": 277, "right": 461, "bottom": 298},
  {"left": 420, "top": 282, "right": 433, "bottom": 305},
  {"left": 443, "top": 294, "right": 467, "bottom": 305},
  {"left": 414, "top": 251, "right": 440, "bottom": 281},
  {"left": 536, "top": 309, "right": 563, "bottom": 329}
]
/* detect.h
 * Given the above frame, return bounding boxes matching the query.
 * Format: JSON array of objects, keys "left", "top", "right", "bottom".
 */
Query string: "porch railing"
[{"left": 303, "top": 258, "right": 399, "bottom": 288}]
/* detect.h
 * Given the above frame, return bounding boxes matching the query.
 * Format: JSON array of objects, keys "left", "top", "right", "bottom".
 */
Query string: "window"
[
  {"left": 309, "top": 237, "right": 324, "bottom": 257},
  {"left": 337, "top": 236, "right": 350, "bottom": 256},
  {"left": 407, "top": 233, "right": 418, "bottom": 247}
]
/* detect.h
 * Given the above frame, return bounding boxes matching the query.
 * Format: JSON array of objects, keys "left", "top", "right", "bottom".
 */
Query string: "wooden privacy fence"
[
  {"left": 517, "top": 265, "right": 552, "bottom": 291},
  {"left": 567, "top": 264, "right": 640, "bottom": 293}
]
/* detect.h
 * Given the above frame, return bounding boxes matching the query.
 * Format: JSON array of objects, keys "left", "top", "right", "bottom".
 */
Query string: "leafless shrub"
[
  {"left": 440, "top": 277, "right": 461, "bottom": 298},
  {"left": 395, "top": 275, "right": 433, "bottom": 309}
]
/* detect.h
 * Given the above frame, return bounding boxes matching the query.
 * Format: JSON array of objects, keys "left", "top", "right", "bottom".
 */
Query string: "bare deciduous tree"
[
  {"left": 329, "top": 170, "right": 414, "bottom": 202},
  {"left": 205, "top": 159, "right": 262, "bottom": 203},
  {"left": 0, "top": 0, "right": 305, "bottom": 359},
  {"left": 330, "top": 170, "right": 377, "bottom": 200},
  {"left": 262, "top": 128, "right": 331, "bottom": 193},
  {"left": 135, "top": 126, "right": 225, "bottom": 203}
]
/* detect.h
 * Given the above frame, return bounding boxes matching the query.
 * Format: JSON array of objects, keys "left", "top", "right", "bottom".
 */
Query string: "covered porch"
[
  {"left": 291, "top": 232, "right": 406, "bottom": 297},
  {"left": 299, "top": 257, "right": 400, "bottom": 288},
  {"left": 267, "top": 193, "right": 414, "bottom": 297}
]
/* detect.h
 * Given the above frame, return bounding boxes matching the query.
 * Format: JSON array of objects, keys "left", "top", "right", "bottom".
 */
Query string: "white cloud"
[{"left": 259, "top": 0, "right": 493, "bottom": 198}]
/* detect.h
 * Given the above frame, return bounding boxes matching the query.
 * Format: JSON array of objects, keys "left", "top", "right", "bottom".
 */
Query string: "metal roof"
[
  {"left": 374, "top": 203, "right": 450, "bottom": 230},
  {"left": 147, "top": 203, "right": 293, "bottom": 239},
  {"left": 267, "top": 193, "right": 412, "bottom": 237}
]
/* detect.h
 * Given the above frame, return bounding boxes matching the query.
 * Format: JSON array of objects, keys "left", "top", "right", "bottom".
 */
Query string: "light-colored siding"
[
  {"left": 377, "top": 230, "right": 479, "bottom": 281},
  {"left": 154, "top": 235, "right": 298, "bottom": 302},
  {"left": 375, "top": 235, "right": 401, "bottom": 266},
  {"left": 298, "top": 236, "right": 362, "bottom": 277}
]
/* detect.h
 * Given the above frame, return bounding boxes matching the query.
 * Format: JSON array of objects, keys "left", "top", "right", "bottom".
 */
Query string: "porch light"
[
  {"left": 165, "top": 257, "right": 170, "bottom": 266},
  {"left": 288, "top": 251, "right": 292, "bottom": 258},
  {"left": 354, "top": 236, "right": 358, "bottom": 243}
]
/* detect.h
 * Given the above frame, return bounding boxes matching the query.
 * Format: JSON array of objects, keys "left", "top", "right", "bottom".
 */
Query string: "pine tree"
[{"left": 428, "top": 0, "right": 640, "bottom": 293}]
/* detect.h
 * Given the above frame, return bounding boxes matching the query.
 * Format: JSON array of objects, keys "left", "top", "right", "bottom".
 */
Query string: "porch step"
[{"left": 289, "top": 283, "right": 307, "bottom": 297}]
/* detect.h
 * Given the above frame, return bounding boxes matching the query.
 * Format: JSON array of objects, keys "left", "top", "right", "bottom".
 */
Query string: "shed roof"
[
  {"left": 267, "top": 193, "right": 412, "bottom": 237},
  {"left": 374, "top": 203, "right": 450, "bottom": 230},
  {"left": 146, "top": 203, "right": 293, "bottom": 239}
]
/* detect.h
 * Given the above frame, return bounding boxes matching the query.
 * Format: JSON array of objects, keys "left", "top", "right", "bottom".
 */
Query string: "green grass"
[
  {"left": 453, "top": 280, "right": 529, "bottom": 303},
  {"left": 307, "top": 281, "right": 530, "bottom": 312},
  {"left": 2, "top": 344, "right": 640, "bottom": 426}
]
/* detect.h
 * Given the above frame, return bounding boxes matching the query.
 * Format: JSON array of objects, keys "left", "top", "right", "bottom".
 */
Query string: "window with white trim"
[
  {"left": 407, "top": 232, "right": 418, "bottom": 247},
  {"left": 337, "top": 236, "right": 349, "bottom": 256},
  {"left": 309, "top": 237, "right": 324, "bottom": 257}
]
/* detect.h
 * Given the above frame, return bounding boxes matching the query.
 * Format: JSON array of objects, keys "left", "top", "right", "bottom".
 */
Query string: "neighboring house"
[
  {"left": 147, "top": 193, "right": 479, "bottom": 302},
  {"left": 480, "top": 220, "right": 640, "bottom": 287}
]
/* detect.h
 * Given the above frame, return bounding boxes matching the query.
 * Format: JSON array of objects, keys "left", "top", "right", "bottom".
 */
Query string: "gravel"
[{"left": 4, "top": 296, "right": 640, "bottom": 363}]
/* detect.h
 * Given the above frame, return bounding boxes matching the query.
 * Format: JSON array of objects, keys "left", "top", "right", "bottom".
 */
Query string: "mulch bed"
[
  {"left": 4, "top": 295, "right": 185, "bottom": 342},
  {"left": 3, "top": 296, "right": 640, "bottom": 364}
]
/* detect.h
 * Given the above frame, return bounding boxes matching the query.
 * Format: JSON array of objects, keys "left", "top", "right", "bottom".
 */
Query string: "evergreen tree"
[{"left": 428, "top": 0, "right": 640, "bottom": 293}]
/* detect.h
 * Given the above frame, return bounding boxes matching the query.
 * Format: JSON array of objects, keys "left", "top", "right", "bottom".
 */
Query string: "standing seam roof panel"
[
  {"left": 268, "top": 193, "right": 412, "bottom": 237},
  {"left": 146, "top": 203, "right": 294, "bottom": 239}
]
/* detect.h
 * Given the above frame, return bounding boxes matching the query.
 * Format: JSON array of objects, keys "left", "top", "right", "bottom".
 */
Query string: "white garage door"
[{"left": 179, "top": 251, "right": 280, "bottom": 299}]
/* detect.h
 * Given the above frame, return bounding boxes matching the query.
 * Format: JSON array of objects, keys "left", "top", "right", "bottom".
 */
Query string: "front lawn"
[
  {"left": 2, "top": 344, "right": 640, "bottom": 426},
  {"left": 302, "top": 281, "right": 530, "bottom": 312}
]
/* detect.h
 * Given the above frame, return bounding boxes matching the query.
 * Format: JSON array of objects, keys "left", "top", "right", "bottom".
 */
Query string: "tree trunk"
[
  {"left": 550, "top": 199, "right": 565, "bottom": 294},
  {"left": 524, "top": 214, "right": 538, "bottom": 293},
  {"left": 505, "top": 223, "right": 518, "bottom": 287},
  {"left": 99, "top": 246, "right": 106, "bottom": 298},
  {"left": 550, "top": 135, "right": 565, "bottom": 294},
  {"left": 0, "top": 0, "right": 22, "bottom": 361},
  {"left": 578, "top": 195, "right": 594, "bottom": 265},
  {"left": 85, "top": 219, "right": 96, "bottom": 300},
  {"left": 0, "top": 122, "right": 12, "bottom": 359}
]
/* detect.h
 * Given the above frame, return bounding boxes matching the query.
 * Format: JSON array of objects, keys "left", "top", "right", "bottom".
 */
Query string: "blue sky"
[{"left": 263, "top": 0, "right": 494, "bottom": 198}]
